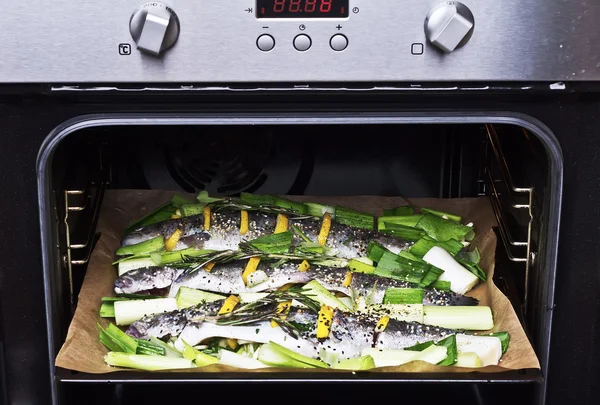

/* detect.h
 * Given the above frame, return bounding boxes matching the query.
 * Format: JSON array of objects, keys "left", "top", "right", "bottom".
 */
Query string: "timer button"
[
  {"left": 257, "top": 34, "right": 275, "bottom": 52},
  {"left": 293, "top": 34, "right": 312, "bottom": 52},
  {"left": 330, "top": 34, "right": 348, "bottom": 51}
]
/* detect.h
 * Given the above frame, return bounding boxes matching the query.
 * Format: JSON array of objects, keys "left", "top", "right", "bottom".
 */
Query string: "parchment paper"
[{"left": 55, "top": 190, "right": 540, "bottom": 374}]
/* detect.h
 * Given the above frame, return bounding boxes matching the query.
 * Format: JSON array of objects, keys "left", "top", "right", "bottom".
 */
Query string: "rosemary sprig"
[
  {"left": 207, "top": 198, "right": 314, "bottom": 220},
  {"left": 213, "top": 289, "right": 321, "bottom": 339}
]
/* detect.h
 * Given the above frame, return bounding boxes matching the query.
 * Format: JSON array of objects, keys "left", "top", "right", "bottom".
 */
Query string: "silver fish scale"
[
  {"left": 168, "top": 259, "right": 313, "bottom": 296},
  {"left": 289, "top": 219, "right": 413, "bottom": 259},
  {"left": 376, "top": 319, "right": 455, "bottom": 349},
  {"left": 122, "top": 207, "right": 414, "bottom": 261},
  {"left": 127, "top": 300, "right": 224, "bottom": 339},
  {"left": 114, "top": 266, "right": 184, "bottom": 295},
  {"left": 122, "top": 215, "right": 205, "bottom": 247},
  {"left": 350, "top": 269, "right": 478, "bottom": 306}
]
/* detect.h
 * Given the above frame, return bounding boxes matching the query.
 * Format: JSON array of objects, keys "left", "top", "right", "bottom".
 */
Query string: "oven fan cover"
[{"left": 138, "top": 127, "right": 305, "bottom": 195}]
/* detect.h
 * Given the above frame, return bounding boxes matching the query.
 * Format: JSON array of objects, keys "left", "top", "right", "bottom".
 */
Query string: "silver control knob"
[
  {"left": 425, "top": 2, "right": 474, "bottom": 53},
  {"left": 129, "top": 2, "right": 180, "bottom": 55}
]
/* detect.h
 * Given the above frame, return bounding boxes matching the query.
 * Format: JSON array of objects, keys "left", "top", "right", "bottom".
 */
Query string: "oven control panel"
[{"left": 1, "top": 0, "right": 599, "bottom": 83}]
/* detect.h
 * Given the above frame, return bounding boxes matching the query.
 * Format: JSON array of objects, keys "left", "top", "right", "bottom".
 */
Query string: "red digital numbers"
[
  {"left": 320, "top": 0, "right": 332, "bottom": 12},
  {"left": 305, "top": 0, "right": 317, "bottom": 12},
  {"left": 272, "top": 0, "right": 334, "bottom": 13},
  {"left": 273, "top": 0, "right": 285, "bottom": 12}
]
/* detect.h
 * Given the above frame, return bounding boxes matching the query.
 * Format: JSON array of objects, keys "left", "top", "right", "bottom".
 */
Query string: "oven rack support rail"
[{"left": 479, "top": 124, "right": 534, "bottom": 317}]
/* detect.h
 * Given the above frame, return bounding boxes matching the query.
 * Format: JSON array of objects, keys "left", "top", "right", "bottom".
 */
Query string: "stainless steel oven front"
[{"left": 1, "top": 2, "right": 600, "bottom": 405}]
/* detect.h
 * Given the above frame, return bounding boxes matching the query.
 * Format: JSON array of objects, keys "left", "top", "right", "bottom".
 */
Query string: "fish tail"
[{"left": 451, "top": 294, "right": 479, "bottom": 306}]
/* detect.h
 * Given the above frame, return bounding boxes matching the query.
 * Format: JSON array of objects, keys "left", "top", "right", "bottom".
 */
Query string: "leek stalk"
[
  {"left": 116, "top": 236, "right": 165, "bottom": 256},
  {"left": 383, "top": 288, "right": 424, "bottom": 304},
  {"left": 334, "top": 206, "right": 374, "bottom": 230},
  {"left": 105, "top": 352, "right": 193, "bottom": 370},
  {"left": 423, "top": 306, "right": 494, "bottom": 330}
]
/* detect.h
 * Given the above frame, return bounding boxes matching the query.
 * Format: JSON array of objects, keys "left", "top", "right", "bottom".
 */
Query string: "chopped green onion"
[
  {"left": 105, "top": 352, "right": 193, "bottom": 371},
  {"left": 423, "top": 306, "right": 494, "bottom": 330},
  {"left": 180, "top": 339, "right": 201, "bottom": 361},
  {"left": 397, "top": 251, "right": 425, "bottom": 262},
  {"left": 488, "top": 331, "right": 510, "bottom": 354},
  {"left": 382, "top": 206, "right": 415, "bottom": 217},
  {"left": 333, "top": 355, "right": 376, "bottom": 370},
  {"left": 291, "top": 224, "right": 313, "bottom": 244},
  {"left": 334, "top": 206, "right": 374, "bottom": 230},
  {"left": 178, "top": 204, "right": 208, "bottom": 217},
  {"left": 269, "top": 196, "right": 308, "bottom": 214},
  {"left": 295, "top": 242, "right": 328, "bottom": 255},
  {"left": 98, "top": 323, "right": 138, "bottom": 354},
  {"left": 304, "top": 202, "right": 336, "bottom": 218},
  {"left": 196, "top": 191, "right": 223, "bottom": 205},
  {"left": 457, "top": 248, "right": 481, "bottom": 265},
  {"left": 116, "top": 236, "right": 165, "bottom": 257},
  {"left": 435, "top": 334, "right": 458, "bottom": 366},
  {"left": 258, "top": 342, "right": 329, "bottom": 369},
  {"left": 404, "top": 341, "right": 435, "bottom": 352},
  {"left": 416, "top": 214, "right": 475, "bottom": 242},
  {"left": 366, "top": 241, "right": 391, "bottom": 263},
  {"left": 374, "top": 252, "right": 429, "bottom": 284},
  {"left": 383, "top": 288, "right": 424, "bottom": 304},
  {"left": 149, "top": 337, "right": 184, "bottom": 358},
  {"left": 405, "top": 334, "right": 458, "bottom": 366},
  {"left": 417, "top": 266, "right": 445, "bottom": 288},
  {"left": 99, "top": 303, "right": 115, "bottom": 318},
  {"left": 124, "top": 195, "right": 192, "bottom": 234},
  {"left": 135, "top": 339, "right": 166, "bottom": 356},
  {"left": 379, "top": 224, "right": 427, "bottom": 241},
  {"left": 457, "top": 260, "right": 487, "bottom": 282},
  {"left": 419, "top": 208, "right": 462, "bottom": 223},
  {"left": 247, "top": 231, "right": 293, "bottom": 254},
  {"left": 430, "top": 280, "right": 451, "bottom": 291},
  {"left": 348, "top": 258, "right": 376, "bottom": 274},
  {"left": 409, "top": 237, "right": 464, "bottom": 258},
  {"left": 175, "top": 287, "right": 226, "bottom": 309},
  {"left": 412, "top": 345, "right": 448, "bottom": 365},
  {"left": 239, "top": 193, "right": 275, "bottom": 206},
  {"left": 171, "top": 194, "right": 194, "bottom": 206},
  {"left": 196, "top": 352, "right": 219, "bottom": 367},
  {"left": 378, "top": 215, "right": 423, "bottom": 229},
  {"left": 301, "top": 280, "right": 352, "bottom": 312}
]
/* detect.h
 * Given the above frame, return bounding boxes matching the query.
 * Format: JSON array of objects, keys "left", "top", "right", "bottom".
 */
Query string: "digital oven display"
[{"left": 256, "top": 0, "right": 349, "bottom": 18}]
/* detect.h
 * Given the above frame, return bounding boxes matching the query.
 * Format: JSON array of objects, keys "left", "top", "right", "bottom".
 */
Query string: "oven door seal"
[{"left": 37, "top": 112, "right": 563, "bottom": 405}]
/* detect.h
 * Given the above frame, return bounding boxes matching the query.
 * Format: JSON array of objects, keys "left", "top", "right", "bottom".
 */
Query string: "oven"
[{"left": 1, "top": 1, "right": 599, "bottom": 405}]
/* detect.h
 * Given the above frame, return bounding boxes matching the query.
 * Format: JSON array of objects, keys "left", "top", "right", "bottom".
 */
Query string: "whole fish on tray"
[
  {"left": 121, "top": 210, "right": 412, "bottom": 260},
  {"left": 114, "top": 260, "right": 478, "bottom": 306},
  {"left": 127, "top": 297, "right": 455, "bottom": 362}
]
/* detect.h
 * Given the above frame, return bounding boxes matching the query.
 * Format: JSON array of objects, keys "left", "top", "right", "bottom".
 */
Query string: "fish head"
[
  {"left": 126, "top": 322, "right": 147, "bottom": 339},
  {"left": 177, "top": 232, "right": 211, "bottom": 249},
  {"left": 114, "top": 274, "right": 137, "bottom": 294}
]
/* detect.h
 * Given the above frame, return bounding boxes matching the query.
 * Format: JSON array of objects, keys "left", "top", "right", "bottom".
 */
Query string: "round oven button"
[
  {"left": 257, "top": 34, "right": 275, "bottom": 52},
  {"left": 293, "top": 34, "right": 312, "bottom": 52},
  {"left": 330, "top": 34, "right": 348, "bottom": 51}
]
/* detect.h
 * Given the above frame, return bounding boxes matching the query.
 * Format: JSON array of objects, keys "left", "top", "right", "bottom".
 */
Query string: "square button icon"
[
  {"left": 411, "top": 43, "right": 424, "bottom": 55},
  {"left": 119, "top": 43, "right": 132, "bottom": 55}
]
